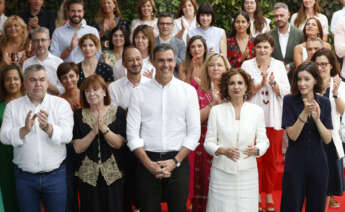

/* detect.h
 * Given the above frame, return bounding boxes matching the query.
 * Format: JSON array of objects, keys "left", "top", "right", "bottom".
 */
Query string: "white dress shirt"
[
  {"left": 241, "top": 58, "right": 290, "bottom": 130},
  {"left": 331, "top": 7, "right": 345, "bottom": 34},
  {"left": 50, "top": 20, "right": 100, "bottom": 63},
  {"left": 0, "top": 94, "right": 74, "bottom": 173},
  {"left": 23, "top": 52, "right": 64, "bottom": 93},
  {"left": 278, "top": 25, "right": 291, "bottom": 59},
  {"left": 127, "top": 77, "right": 200, "bottom": 152},
  {"left": 109, "top": 75, "right": 149, "bottom": 109}
]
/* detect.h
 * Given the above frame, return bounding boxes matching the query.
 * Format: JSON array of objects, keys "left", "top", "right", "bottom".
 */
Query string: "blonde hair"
[
  {"left": 0, "top": 16, "right": 29, "bottom": 51},
  {"left": 200, "top": 53, "right": 231, "bottom": 92}
]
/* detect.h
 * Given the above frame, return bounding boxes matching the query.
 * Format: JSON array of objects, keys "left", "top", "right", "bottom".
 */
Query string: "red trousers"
[{"left": 257, "top": 127, "right": 284, "bottom": 193}]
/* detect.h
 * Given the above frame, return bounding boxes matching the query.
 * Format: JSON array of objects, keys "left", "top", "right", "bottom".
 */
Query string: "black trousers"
[{"left": 136, "top": 151, "right": 190, "bottom": 212}]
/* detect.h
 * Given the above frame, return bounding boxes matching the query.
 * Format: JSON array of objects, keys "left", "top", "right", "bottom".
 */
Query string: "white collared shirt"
[
  {"left": 109, "top": 75, "right": 149, "bottom": 109},
  {"left": 50, "top": 20, "right": 100, "bottom": 63},
  {"left": 23, "top": 52, "right": 64, "bottom": 93},
  {"left": 278, "top": 25, "right": 291, "bottom": 58},
  {"left": 127, "top": 77, "right": 200, "bottom": 152},
  {"left": 0, "top": 94, "right": 74, "bottom": 173}
]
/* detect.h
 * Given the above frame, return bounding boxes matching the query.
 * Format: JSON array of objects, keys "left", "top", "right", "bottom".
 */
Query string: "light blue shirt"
[
  {"left": 331, "top": 7, "right": 345, "bottom": 34},
  {"left": 50, "top": 20, "right": 99, "bottom": 63}
]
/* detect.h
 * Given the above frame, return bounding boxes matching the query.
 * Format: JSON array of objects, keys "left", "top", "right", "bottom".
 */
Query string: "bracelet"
[
  {"left": 298, "top": 116, "right": 306, "bottom": 124},
  {"left": 333, "top": 95, "right": 338, "bottom": 99}
]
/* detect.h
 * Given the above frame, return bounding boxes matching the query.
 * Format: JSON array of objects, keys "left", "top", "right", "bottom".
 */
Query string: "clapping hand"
[
  {"left": 143, "top": 69, "right": 154, "bottom": 79},
  {"left": 38, "top": 110, "right": 49, "bottom": 131},
  {"left": 333, "top": 75, "right": 341, "bottom": 96},
  {"left": 24, "top": 110, "right": 36, "bottom": 133},
  {"left": 311, "top": 100, "right": 320, "bottom": 121}
]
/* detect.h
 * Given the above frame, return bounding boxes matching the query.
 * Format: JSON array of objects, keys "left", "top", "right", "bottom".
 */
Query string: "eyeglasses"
[
  {"left": 316, "top": 62, "right": 330, "bottom": 68},
  {"left": 158, "top": 22, "right": 173, "bottom": 26}
]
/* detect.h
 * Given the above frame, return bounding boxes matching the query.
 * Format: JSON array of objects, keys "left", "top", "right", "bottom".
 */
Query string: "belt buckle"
[{"left": 159, "top": 152, "right": 167, "bottom": 159}]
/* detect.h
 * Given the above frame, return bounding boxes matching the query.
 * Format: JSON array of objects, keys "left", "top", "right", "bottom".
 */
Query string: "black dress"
[
  {"left": 280, "top": 94, "right": 333, "bottom": 212},
  {"left": 72, "top": 105, "right": 126, "bottom": 212},
  {"left": 77, "top": 60, "right": 114, "bottom": 87}
]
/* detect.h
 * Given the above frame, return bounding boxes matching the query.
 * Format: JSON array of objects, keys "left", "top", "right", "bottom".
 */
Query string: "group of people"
[{"left": 0, "top": 0, "right": 345, "bottom": 212}]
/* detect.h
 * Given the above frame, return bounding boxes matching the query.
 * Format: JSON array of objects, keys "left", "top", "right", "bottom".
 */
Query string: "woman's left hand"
[
  {"left": 243, "top": 145, "right": 258, "bottom": 158},
  {"left": 333, "top": 75, "right": 341, "bottom": 96},
  {"left": 311, "top": 100, "right": 320, "bottom": 121}
]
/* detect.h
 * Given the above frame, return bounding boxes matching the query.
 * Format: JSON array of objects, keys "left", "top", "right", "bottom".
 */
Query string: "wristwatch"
[
  {"left": 256, "top": 148, "right": 260, "bottom": 156},
  {"left": 172, "top": 157, "right": 181, "bottom": 167}
]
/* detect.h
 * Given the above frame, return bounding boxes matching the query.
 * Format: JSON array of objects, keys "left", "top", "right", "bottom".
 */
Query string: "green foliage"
[{"left": 4, "top": 0, "right": 344, "bottom": 36}]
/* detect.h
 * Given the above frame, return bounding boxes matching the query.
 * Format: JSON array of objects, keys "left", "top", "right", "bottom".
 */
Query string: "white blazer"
[{"left": 204, "top": 102, "right": 269, "bottom": 175}]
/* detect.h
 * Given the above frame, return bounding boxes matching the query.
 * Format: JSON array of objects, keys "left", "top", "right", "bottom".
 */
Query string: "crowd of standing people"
[{"left": 0, "top": 0, "right": 345, "bottom": 212}]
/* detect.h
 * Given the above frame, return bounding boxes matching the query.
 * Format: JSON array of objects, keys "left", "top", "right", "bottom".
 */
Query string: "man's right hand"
[{"left": 20, "top": 111, "right": 36, "bottom": 138}]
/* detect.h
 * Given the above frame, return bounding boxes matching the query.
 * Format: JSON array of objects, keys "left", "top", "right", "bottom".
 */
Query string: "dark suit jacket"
[
  {"left": 270, "top": 25, "right": 303, "bottom": 71},
  {"left": 154, "top": 36, "right": 186, "bottom": 66}
]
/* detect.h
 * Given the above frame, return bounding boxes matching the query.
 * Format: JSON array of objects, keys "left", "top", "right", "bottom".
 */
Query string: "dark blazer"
[
  {"left": 154, "top": 36, "right": 186, "bottom": 66},
  {"left": 270, "top": 25, "right": 303, "bottom": 71}
]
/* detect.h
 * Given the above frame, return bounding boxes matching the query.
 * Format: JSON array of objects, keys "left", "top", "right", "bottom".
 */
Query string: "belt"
[
  {"left": 17, "top": 160, "right": 66, "bottom": 176},
  {"left": 146, "top": 151, "right": 178, "bottom": 161}
]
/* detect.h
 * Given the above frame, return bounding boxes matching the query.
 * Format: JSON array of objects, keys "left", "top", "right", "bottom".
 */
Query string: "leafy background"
[{"left": 6, "top": 0, "right": 343, "bottom": 36}]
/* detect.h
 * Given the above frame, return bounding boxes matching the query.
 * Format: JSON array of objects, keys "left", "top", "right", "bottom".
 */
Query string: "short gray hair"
[
  {"left": 273, "top": 2, "right": 289, "bottom": 12},
  {"left": 31, "top": 27, "right": 50, "bottom": 39},
  {"left": 24, "top": 64, "right": 46, "bottom": 79}
]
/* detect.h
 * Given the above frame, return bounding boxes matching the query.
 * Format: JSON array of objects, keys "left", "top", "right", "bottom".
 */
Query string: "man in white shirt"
[
  {"left": 0, "top": 64, "right": 73, "bottom": 212},
  {"left": 50, "top": 0, "right": 99, "bottom": 63},
  {"left": 127, "top": 44, "right": 200, "bottom": 211},
  {"left": 23, "top": 27, "right": 63, "bottom": 95},
  {"left": 109, "top": 46, "right": 149, "bottom": 109}
]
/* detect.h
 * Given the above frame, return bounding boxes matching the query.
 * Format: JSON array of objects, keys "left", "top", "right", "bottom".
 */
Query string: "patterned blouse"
[
  {"left": 77, "top": 60, "right": 114, "bottom": 87},
  {"left": 73, "top": 105, "right": 126, "bottom": 187},
  {"left": 227, "top": 36, "right": 255, "bottom": 68}
]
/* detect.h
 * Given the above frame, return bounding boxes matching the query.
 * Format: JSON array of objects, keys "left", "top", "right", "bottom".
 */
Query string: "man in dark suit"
[
  {"left": 270, "top": 2, "right": 303, "bottom": 81},
  {"left": 155, "top": 12, "right": 186, "bottom": 69}
]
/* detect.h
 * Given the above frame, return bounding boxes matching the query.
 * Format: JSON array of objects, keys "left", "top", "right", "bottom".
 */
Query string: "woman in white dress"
[
  {"left": 130, "top": 0, "right": 159, "bottom": 40},
  {"left": 174, "top": 0, "right": 199, "bottom": 45},
  {"left": 188, "top": 3, "right": 227, "bottom": 57},
  {"left": 290, "top": 0, "right": 328, "bottom": 41},
  {"left": 241, "top": 33, "right": 290, "bottom": 212},
  {"left": 204, "top": 68, "right": 269, "bottom": 212},
  {"left": 242, "top": 0, "right": 270, "bottom": 37}
]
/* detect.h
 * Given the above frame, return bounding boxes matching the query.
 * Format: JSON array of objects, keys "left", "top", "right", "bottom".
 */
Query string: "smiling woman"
[
  {"left": 241, "top": 33, "right": 290, "bottom": 212},
  {"left": 0, "top": 64, "right": 24, "bottom": 212},
  {"left": 0, "top": 15, "right": 30, "bottom": 68},
  {"left": 77, "top": 33, "right": 114, "bottom": 87}
]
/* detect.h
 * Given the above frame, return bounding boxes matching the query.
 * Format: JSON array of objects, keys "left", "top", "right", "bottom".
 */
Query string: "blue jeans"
[{"left": 15, "top": 164, "right": 67, "bottom": 212}]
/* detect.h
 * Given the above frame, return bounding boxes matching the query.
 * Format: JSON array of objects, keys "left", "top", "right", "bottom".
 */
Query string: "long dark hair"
[{"left": 230, "top": 11, "right": 251, "bottom": 37}]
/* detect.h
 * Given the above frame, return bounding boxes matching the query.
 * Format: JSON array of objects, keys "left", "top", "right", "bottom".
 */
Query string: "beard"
[{"left": 70, "top": 16, "right": 82, "bottom": 25}]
